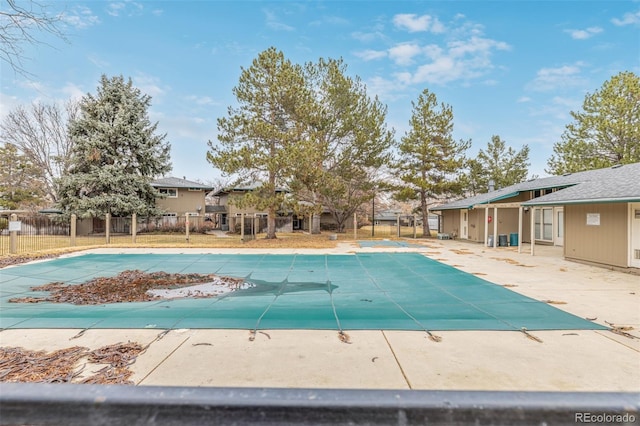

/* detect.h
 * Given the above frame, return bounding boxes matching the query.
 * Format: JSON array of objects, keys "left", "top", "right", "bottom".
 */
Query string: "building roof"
[
  {"left": 522, "top": 162, "right": 640, "bottom": 206},
  {"left": 213, "top": 182, "right": 289, "bottom": 196},
  {"left": 430, "top": 162, "right": 640, "bottom": 211},
  {"left": 152, "top": 177, "right": 214, "bottom": 191}
]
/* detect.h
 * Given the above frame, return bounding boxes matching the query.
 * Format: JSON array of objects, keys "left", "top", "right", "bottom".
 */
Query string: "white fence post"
[
  {"left": 185, "top": 213, "right": 190, "bottom": 242},
  {"left": 132, "top": 213, "right": 137, "bottom": 244},
  {"left": 105, "top": 213, "right": 111, "bottom": 244},
  {"left": 9, "top": 213, "right": 18, "bottom": 254}
]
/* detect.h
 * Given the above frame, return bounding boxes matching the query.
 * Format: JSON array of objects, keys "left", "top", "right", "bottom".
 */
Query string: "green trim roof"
[{"left": 431, "top": 162, "right": 640, "bottom": 211}]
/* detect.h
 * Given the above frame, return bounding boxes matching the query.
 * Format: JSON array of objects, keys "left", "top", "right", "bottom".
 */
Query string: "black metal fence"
[
  {"left": 0, "top": 384, "right": 637, "bottom": 426},
  {"left": 0, "top": 213, "right": 220, "bottom": 256}
]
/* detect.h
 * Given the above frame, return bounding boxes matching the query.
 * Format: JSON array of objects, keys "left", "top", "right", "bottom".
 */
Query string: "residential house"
[
  {"left": 151, "top": 177, "right": 214, "bottom": 219},
  {"left": 77, "top": 176, "right": 214, "bottom": 235},
  {"left": 430, "top": 162, "right": 640, "bottom": 270},
  {"left": 211, "top": 183, "right": 293, "bottom": 233}
]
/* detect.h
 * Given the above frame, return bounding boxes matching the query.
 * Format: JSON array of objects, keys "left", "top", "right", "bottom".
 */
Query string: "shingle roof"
[
  {"left": 213, "top": 182, "right": 290, "bottom": 196},
  {"left": 522, "top": 162, "right": 640, "bottom": 206},
  {"left": 151, "top": 177, "right": 214, "bottom": 190},
  {"left": 430, "top": 162, "right": 640, "bottom": 211}
]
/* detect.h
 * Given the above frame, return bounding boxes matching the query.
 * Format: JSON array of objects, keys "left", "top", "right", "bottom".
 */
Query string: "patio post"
[
  {"left": 530, "top": 207, "right": 536, "bottom": 256},
  {"left": 493, "top": 207, "right": 498, "bottom": 248},
  {"left": 484, "top": 207, "right": 489, "bottom": 247},
  {"left": 518, "top": 207, "right": 523, "bottom": 254}
]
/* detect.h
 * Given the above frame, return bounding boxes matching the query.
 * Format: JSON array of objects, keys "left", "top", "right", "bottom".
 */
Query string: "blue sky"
[{"left": 1, "top": 0, "right": 639, "bottom": 183}]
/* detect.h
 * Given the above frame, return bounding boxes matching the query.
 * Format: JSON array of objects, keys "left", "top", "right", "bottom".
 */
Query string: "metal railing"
[{"left": 0, "top": 384, "right": 637, "bottom": 425}]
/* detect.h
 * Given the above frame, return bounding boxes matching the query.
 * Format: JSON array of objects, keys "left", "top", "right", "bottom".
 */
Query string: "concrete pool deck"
[{"left": 1, "top": 239, "right": 638, "bottom": 391}]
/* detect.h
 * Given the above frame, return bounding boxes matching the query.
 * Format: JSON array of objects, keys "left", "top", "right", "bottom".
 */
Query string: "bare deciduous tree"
[
  {"left": 1, "top": 100, "right": 78, "bottom": 202},
  {"left": 0, "top": 0, "right": 67, "bottom": 77}
]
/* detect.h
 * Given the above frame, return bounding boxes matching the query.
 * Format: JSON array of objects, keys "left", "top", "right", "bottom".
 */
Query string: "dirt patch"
[
  {"left": 9, "top": 270, "right": 244, "bottom": 305},
  {"left": 450, "top": 249, "right": 474, "bottom": 255},
  {"left": 490, "top": 256, "right": 535, "bottom": 268},
  {"left": 0, "top": 342, "right": 144, "bottom": 385}
]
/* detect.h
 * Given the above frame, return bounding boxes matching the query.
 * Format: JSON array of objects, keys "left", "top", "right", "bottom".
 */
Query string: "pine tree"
[
  {"left": 207, "top": 47, "right": 308, "bottom": 239},
  {"left": 466, "top": 135, "right": 530, "bottom": 194},
  {"left": 293, "top": 58, "right": 393, "bottom": 233},
  {"left": 0, "top": 142, "right": 45, "bottom": 209},
  {"left": 547, "top": 71, "right": 640, "bottom": 174},
  {"left": 56, "top": 75, "right": 171, "bottom": 218},
  {"left": 394, "top": 89, "right": 470, "bottom": 236}
]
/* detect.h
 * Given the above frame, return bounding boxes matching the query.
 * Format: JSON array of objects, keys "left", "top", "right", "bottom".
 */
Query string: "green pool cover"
[{"left": 0, "top": 253, "right": 605, "bottom": 331}]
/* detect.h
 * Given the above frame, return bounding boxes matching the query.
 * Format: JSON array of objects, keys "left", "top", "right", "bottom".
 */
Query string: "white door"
[
  {"left": 554, "top": 207, "right": 564, "bottom": 246},
  {"left": 460, "top": 209, "right": 468, "bottom": 239},
  {"left": 631, "top": 203, "right": 640, "bottom": 268}
]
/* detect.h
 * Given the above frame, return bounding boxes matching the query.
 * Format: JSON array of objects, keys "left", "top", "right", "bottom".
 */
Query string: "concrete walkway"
[{"left": 1, "top": 239, "right": 638, "bottom": 391}]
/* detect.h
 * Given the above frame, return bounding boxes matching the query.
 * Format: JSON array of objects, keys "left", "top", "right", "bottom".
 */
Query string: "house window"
[
  {"left": 158, "top": 188, "right": 177, "bottom": 198},
  {"left": 187, "top": 212, "right": 199, "bottom": 217},
  {"left": 188, "top": 188, "right": 202, "bottom": 192},
  {"left": 162, "top": 213, "right": 177, "bottom": 217},
  {"left": 534, "top": 208, "right": 553, "bottom": 241}
]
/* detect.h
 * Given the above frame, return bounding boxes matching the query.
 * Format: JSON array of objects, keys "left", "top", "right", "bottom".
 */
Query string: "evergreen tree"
[
  {"left": 466, "top": 135, "right": 530, "bottom": 194},
  {"left": 207, "top": 47, "right": 308, "bottom": 239},
  {"left": 293, "top": 58, "right": 393, "bottom": 233},
  {"left": 0, "top": 142, "right": 45, "bottom": 209},
  {"left": 547, "top": 71, "right": 640, "bottom": 174},
  {"left": 394, "top": 89, "right": 470, "bottom": 236},
  {"left": 56, "top": 75, "right": 171, "bottom": 218}
]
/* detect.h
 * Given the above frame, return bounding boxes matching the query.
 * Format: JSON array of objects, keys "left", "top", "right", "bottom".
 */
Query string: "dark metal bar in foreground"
[{"left": 1, "top": 384, "right": 638, "bottom": 426}]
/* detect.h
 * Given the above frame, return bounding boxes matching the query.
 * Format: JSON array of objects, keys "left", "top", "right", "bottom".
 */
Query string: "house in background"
[
  {"left": 430, "top": 162, "right": 640, "bottom": 270},
  {"left": 151, "top": 177, "right": 214, "bottom": 219},
  {"left": 76, "top": 176, "right": 214, "bottom": 235},
  {"left": 211, "top": 183, "right": 293, "bottom": 233}
]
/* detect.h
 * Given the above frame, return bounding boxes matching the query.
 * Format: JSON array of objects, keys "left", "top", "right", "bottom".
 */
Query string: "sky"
[{"left": 1, "top": 0, "right": 639, "bottom": 183}]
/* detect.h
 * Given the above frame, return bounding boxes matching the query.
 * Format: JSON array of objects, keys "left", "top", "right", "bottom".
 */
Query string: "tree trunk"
[
  {"left": 421, "top": 192, "right": 430, "bottom": 237},
  {"left": 311, "top": 213, "right": 321, "bottom": 234},
  {"left": 267, "top": 206, "right": 277, "bottom": 239}
]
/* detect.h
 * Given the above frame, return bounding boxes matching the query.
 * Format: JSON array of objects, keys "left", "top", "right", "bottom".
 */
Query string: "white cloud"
[
  {"left": 354, "top": 49, "right": 387, "bottom": 61},
  {"left": 360, "top": 14, "right": 510, "bottom": 87},
  {"left": 564, "top": 26, "right": 603, "bottom": 40},
  {"left": 409, "top": 36, "right": 510, "bottom": 85},
  {"left": 87, "top": 54, "right": 110, "bottom": 68},
  {"left": 61, "top": 83, "right": 85, "bottom": 101},
  {"left": 527, "top": 63, "right": 587, "bottom": 92},
  {"left": 388, "top": 43, "right": 422, "bottom": 65},
  {"left": 517, "top": 96, "right": 532, "bottom": 103},
  {"left": 133, "top": 73, "right": 168, "bottom": 99},
  {"left": 264, "top": 9, "right": 295, "bottom": 31},
  {"left": 363, "top": 76, "right": 408, "bottom": 102},
  {"left": 107, "top": 2, "right": 126, "bottom": 17},
  {"left": 392, "top": 14, "right": 445, "bottom": 33},
  {"left": 611, "top": 9, "right": 640, "bottom": 26},
  {"left": 185, "top": 95, "right": 218, "bottom": 106},
  {"left": 62, "top": 5, "right": 100, "bottom": 29},
  {"left": 310, "top": 15, "right": 350, "bottom": 26},
  {"left": 0, "top": 92, "right": 21, "bottom": 119}
]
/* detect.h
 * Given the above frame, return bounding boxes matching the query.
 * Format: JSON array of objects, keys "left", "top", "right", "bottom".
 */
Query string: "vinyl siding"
[{"left": 565, "top": 203, "right": 628, "bottom": 268}]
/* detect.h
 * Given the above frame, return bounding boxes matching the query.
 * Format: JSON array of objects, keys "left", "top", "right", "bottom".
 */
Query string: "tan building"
[
  {"left": 76, "top": 177, "right": 214, "bottom": 235},
  {"left": 431, "top": 162, "right": 640, "bottom": 270},
  {"left": 151, "top": 177, "right": 214, "bottom": 218},
  {"left": 212, "top": 184, "right": 293, "bottom": 233}
]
